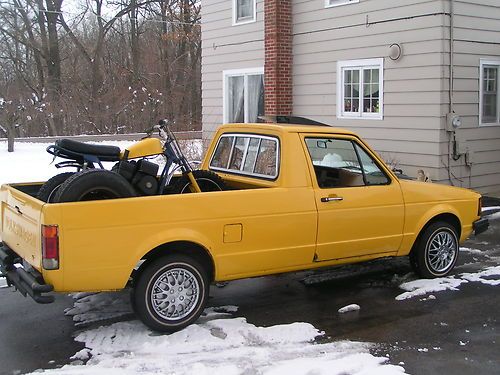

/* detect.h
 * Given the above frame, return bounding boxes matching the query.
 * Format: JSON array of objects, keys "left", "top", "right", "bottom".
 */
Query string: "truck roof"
[{"left": 219, "top": 122, "right": 358, "bottom": 137}]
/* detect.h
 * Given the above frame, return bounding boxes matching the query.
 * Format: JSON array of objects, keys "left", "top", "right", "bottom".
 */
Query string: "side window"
[
  {"left": 210, "top": 134, "right": 279, "bottom": 179},
  {"left": 354, "top": 143, "right": 390, "bottom": 185},
  {"left": 305, "top": 137, "right": 389, "bottom": 188}
]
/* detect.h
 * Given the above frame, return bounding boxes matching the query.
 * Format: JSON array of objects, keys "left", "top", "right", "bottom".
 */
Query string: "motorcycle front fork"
[{"left": 186, "top": 172, "right": 202, "bottom": 193}]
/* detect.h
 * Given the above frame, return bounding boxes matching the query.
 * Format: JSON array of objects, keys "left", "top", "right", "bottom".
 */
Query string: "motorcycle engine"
[{"left": 113, "top": 159, "right": 159, "bottom": 196}]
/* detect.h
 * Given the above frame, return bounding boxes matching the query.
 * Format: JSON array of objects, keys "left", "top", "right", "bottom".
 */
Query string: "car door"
[{"left": 303, "top": 135, "right": 404, "bottom": 261}]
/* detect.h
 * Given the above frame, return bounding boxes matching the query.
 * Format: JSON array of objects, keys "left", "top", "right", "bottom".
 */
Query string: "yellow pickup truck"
[{"left": 0, "top": 119, "right": 489, "bottom": 332}]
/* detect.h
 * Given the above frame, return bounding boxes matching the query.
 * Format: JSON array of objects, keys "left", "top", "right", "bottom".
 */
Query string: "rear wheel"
[
  {"left": 54, "top": 169, "right": 137, "bottom": 202},
  {"left": 133, "top": 254, "right": 209, "bottom": 332},
  {"left": 410, "top": 221, "right": 459, "bottom": 278},
  {"left": 171, "top": 170, "right": 225, "bottom": 194},
  {"left": 36, "top": 172, "right": 74, "bottom": 202}
]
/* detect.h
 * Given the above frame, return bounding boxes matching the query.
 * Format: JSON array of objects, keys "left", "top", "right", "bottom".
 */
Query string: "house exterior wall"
[
  {"left": 201, "top": 0, "right": 265, "bottom": 142},
  {"left": 443, "top": 0, "right": 500, "bottom": 193},
  {"left": 201, "top": 0, "right": 500, "bottom": 193},
  {"left": 292, "top": 0, "right": 449, "bottom": 181}
]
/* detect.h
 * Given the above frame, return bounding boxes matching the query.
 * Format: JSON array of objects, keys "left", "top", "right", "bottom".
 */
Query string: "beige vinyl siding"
[
  {"left": 201, "top": 0, "right": 264, "bottom": 144},
  {"left": 292, "top": 0, "right": 448, "bottom": 179},
  {"left": 201, "top": 0, "right": 500, "bottom": 193},
  {"left": 434, "top": 0, "right": 500, "bottom": 193}
]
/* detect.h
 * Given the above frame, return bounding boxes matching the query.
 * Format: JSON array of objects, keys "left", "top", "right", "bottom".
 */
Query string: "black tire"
[
  {"left": 36, "top": 172, "right": 74, "bottom": 202},
  {"left": 133, "top": 254, "right": 209, "bottom": 332},
  {"left": 54, "top": 169, "right": 137, "bottom": 202},
  {"left": 410, "top": 221, "right": 459, "bottom": 278},
  {"left": 171, "top": 170, "right": 225, "bottom": 194}
]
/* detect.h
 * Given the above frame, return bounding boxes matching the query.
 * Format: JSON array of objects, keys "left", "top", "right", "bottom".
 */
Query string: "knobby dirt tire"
[
  {"left": 36, "top": 172, "right": 75, "bottom": 202},
  {"left": 171, "top": 170, "right": 226, "bottom": 194},
  {"left": 54, "top": 169, "right": 137, "bottom": 202}
]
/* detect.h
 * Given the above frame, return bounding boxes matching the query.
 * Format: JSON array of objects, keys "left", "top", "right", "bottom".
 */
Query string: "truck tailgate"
[{"left": 1, "top": 184, "right": 43, "bottom": 270}]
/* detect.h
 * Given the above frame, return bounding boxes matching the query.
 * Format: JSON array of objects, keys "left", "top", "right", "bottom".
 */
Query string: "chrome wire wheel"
[
  {"left": 135, "top": 255, "right": 209, "bottom": 332},
  {"left": 150, "top": 267, "right": 200, "bottom": 321},
  {"left": 425, "top": 228, "right": 458, "bottom": 274},
  {"left": 411, "top": 222, "right": 460, "bottom": 279}
]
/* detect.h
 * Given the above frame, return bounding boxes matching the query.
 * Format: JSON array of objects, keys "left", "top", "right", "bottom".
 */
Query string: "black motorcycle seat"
[{"left": 56, "top": 139, "right": 121, "bottom": 159}]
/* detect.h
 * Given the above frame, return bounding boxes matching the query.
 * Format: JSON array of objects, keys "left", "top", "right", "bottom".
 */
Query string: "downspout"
[
  {"left": 449, "top": 0, "right": 454, "bottom": 114},
  {"left": 447, "top": 0, "right": 461, "bottom": 185}
]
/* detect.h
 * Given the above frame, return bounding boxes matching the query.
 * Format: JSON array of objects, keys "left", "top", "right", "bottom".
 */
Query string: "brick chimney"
[{"left": 264, "top": 0, "right": 292, "bottom": 116}]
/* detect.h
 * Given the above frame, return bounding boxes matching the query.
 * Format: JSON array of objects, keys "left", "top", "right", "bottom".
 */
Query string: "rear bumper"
[
  {"left": 473, "top": 217, "right": 489, "bottom": 236},
  {"left": 0, "top": 243, "right": 54, "bottom": 304}
]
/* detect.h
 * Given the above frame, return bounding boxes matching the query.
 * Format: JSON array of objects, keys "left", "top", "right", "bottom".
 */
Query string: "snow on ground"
[
  {"left": 0, "top": 139, "right": 202, "bottom": 187},
  {"left": 65, "top": 292, "right": 134, "bottom": 327},
  {"left": 0, "top": 140, "right": 134, "bottom": 186},
  {"left": 28, "top": 293, "right": 406, "bottom": 375},
  {"left": 461, "top": 266, "right": 500, "bottom": 286},
  {"left": 396, "top": 251, "right": 500, "bottom": 300},
  {"left": 338, "top": 304, "right": 361, "bottom": 314},
  {"left": 396, "top": 278, "right": 467, "bottom": 300},
  {"left": 482, "top": 206, "right": 500, "bottom": 213}
]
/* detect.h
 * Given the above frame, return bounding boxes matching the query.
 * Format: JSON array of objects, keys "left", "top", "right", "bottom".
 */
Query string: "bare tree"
[{"left": 0, "top": 0, "right": 202, "bottom": 140}]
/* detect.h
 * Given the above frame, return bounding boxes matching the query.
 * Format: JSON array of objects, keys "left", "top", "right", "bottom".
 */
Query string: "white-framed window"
[
  {"left": 480, "top": 59, "right": 500, "bottom": 126},
  {"left": 337, "top": 58, "right": 384, "bottom": 120},
  {"left": 325, "top": 0, "right": 359, "bottom": 9},
  {"left": 223, "top": 68, "right": 264, "bottom": 123},
  {"left": 233, "top": 0, "right": 256, "bottom": 25}
]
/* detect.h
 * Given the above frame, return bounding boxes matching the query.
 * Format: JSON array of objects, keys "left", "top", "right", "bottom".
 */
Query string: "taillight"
[
  {"left": 478, "top": 197, "right": 482, "bottom": 217},
  {"left": 42, "top": 225, "right": 59, "bottom": 270}
]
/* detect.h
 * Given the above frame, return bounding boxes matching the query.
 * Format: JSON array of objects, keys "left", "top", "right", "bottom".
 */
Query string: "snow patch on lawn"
[
  {"left": 0, "top": 139, "right": 202, "bottom": 187},
  {"left": 0, "top": 141, "right": 133, "bottom": 186}
]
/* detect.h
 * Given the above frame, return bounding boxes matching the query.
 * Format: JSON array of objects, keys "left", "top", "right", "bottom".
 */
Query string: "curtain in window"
[
  {"left": 247, "top": 74, "right": 264, "bottom": 122},
  {"left": 237, "top": 0, "right": 253, "bottom": 20},
  {"left": 483, "top": 66, "right": 498, "bottom": 123},
  {"left": 229, "top": 76, "right": 244, "bottom": 123},
  {"left": 363, "top": 69, "right": 379, "bottom": 113}
]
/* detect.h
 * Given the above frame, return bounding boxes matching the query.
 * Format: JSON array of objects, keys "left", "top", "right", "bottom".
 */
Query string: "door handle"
[{"left": 321, "top": 196, "right": 343, "bottom": 202}]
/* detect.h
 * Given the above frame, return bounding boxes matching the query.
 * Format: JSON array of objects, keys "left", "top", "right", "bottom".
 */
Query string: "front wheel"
[
  {"left": 133, "top": 255, "right": 209, "bottom": 332},
  {"left": 171, "top": 170, "right": 226, "bottom": 194},
  {"left": 410, "top": 221, "right": 459, "bottom": 278}
]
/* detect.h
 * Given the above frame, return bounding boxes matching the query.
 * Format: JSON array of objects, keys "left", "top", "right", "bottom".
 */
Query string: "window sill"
[
  {"left": 232, "top": 17, "right": 256, "bottom": 26},
  {"left": 325, "top": 0, "right": 360, "bottom": 9},
  {"left": 479, "top": 122, "right": 500, "bottom": 127},
  {"left": 337, "top": 114, "right": 384, "bottom": 121}
]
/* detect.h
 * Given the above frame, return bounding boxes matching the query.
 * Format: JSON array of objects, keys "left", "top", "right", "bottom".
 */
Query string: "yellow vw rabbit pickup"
[{"left": 0, "top": 117, "right": 488, "bottom": 332}]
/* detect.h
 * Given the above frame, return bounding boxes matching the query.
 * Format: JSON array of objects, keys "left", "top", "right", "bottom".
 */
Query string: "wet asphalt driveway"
[{"left": 0, "top": 212, "right": 499, "bottom": 375}]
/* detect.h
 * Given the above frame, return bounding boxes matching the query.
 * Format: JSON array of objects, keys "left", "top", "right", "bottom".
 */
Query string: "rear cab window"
[{"left": 209, "top": 134, "right": 280, "bottom": 179}]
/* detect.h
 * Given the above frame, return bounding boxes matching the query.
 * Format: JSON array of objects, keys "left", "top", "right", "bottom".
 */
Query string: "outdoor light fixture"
[{"left": 389, "top": 43, "right": 403, "bottom": 61}]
